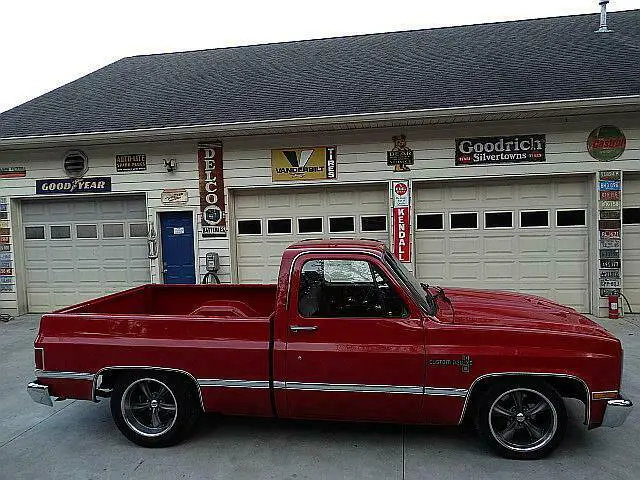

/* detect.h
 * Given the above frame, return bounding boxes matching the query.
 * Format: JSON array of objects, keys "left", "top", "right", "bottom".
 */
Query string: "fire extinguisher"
[{"left": 608, "top": 295, "right": 619, "bottom": 319}]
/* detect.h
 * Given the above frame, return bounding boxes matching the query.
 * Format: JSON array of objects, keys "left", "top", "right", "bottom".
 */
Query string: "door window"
[{"left": 298, "top": 259, "right": 408, "bottom": 318}]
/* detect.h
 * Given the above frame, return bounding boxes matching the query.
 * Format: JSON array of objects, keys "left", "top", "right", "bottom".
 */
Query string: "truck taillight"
[{"left": 34, "top": 348, "right": 44, "bottom": 370}]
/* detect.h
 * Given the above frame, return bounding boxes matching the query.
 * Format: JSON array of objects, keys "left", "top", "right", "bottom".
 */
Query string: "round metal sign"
[{"left": 587, "top": 126, "right": 626, "bottom": 161}]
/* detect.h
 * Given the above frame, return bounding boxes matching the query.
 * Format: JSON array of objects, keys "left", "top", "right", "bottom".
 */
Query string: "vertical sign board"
[
  {"left": 0, "top": 196, "right": 12, "bottom": 292},
  {"left": 198, "top": 144, "right": 226, "bottom": 237},
  {"left": 598, "top": 171, "right": 622, "bottom": 298},
  {"left": 391, "top": 181, "right": 411, "bottom": 263}
]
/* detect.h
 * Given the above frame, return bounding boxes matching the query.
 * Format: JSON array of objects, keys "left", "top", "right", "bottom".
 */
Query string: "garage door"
[
  {"left": 414, "top": 177, "right": 590, "bottom": 312},
  {"left": 234, "top": 185, "right": 388, "bottom": 283},
  {"left": 21, "top": 196, "right": 150, "bottom": 312},
  {"left": 622, "top": 175, "right": 640, "bottom": 311}
]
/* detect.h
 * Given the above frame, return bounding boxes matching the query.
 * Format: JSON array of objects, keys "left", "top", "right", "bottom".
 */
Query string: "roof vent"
[{"left": 596, "top": 0, "right": 613, "bottom": 33}]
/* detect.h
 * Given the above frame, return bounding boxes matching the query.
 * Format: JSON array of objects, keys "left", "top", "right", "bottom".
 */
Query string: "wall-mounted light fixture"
[{"left": 164, "top": 158, "right": 177, "bottom": 172}]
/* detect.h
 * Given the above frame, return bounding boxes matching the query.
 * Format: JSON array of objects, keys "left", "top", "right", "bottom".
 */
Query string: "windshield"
[{"left": 384, "top": 250, "right": 436, "bottom": 315}]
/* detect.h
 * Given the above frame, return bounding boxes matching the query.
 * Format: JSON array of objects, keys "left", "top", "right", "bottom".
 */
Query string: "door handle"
[{"left": 289, "top": 325, "right": 318, "bottom": 332}]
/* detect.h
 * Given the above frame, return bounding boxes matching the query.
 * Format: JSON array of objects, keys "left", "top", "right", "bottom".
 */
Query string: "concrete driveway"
[{"left": 1, "top": 314, "right": 638, "bottom": 480}]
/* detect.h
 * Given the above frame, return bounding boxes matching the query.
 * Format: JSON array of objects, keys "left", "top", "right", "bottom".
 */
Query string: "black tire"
[
  {"left": 110, "top": 371, "right": 201, "bottom": 447},
  {"left": 475, "top": 380, "right": 567, "bottom": 460}
]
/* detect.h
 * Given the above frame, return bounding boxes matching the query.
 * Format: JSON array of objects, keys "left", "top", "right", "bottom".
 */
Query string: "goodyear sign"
[{"left": 271, "top": 146, "right": 337, "bottom": 181}]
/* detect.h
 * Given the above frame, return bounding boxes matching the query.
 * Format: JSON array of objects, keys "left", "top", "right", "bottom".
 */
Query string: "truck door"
[{"left": 283, "top": 253, "right": 425, "bottom": 423}]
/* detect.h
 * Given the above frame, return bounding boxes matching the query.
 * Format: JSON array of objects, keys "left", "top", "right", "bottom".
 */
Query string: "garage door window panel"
[
  {"left": 267, "top": 218, "right": 293, "bottom": 235},
  {"left": 129, "top": 223, "right": 149, "bottom": 238},
  {"left": 361, "top": 216, "right": 387, "bottom": 232},
  {"left": 520, "top": 210, "right": 549, "bottom": 228},
  {"left": 623, "top": 208, "right": 640, "bottom": 225},
  {"left": 298, "top": 259, "right": 408, "bottom": 318},
  {"left": 450, "top": 212, "right": 478, "bottom": 230},
  {"left": 103, "top": 223, "right": 125, "bottom": 238},
  {"left": 25, "top": 226, "right": 45, "bottom": 240},
  {"left": 237, "top": 219, "right": 262, "bottom": 236},
  {"left": 417, "top": 213, "right": 444, "bottom": 231},
  {"left": 50, "top": 225, "right": 71, "bottom": 240},
  {"left": 298, "top": 217, "right": 323, "bottom": 234},
  {"left": 485, "top": 211, "right": 513, "bottom": 229},
  {"left": 76, "top": 224, "right": 98, "bottom": 239},
  {"left": 329, "top": 216, "right": 355, "bottom": 233},
  {"left": 556, "top": 210, "right": 586, "bottom": 227}
]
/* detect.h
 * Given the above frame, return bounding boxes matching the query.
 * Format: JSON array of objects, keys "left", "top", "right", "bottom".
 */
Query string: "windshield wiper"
[
  {"left": 435, "top": 286, "right": 455, "bottom": 323},
  {"left": 420, "top": 283, "right": 437, "bottom": 316}
]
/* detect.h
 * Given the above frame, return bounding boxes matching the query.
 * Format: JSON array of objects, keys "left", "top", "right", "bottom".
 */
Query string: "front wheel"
[
  {"left": 476, "top": 381, "right": 567, "bottom": 459},
  {"left": 110, "top": 372, "right": 200, "bottom": 447}
]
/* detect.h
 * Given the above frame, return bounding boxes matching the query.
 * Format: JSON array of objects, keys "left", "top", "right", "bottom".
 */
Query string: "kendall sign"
[
  {"left": 391, "top": 180, "right": 411, "bottom": 263},
  {"left": 455, "top": 135, "right": 546, "bottom": 166},
  {"left": 198, "top": 143, "right": 226, "bottom": 237}
]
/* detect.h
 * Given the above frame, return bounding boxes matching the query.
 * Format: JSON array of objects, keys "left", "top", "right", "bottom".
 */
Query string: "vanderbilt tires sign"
[{"left": 271, "top": 146, "right": 337, "bottom": 181}]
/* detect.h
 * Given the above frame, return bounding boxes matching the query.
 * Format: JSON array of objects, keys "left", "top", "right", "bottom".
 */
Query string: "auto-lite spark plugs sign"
[
  {"left": 391, "top": 181, "right": 411, "bottom": 262},
  {"left": 198, "top": 143, "right": 226, "bottom": 237},
  {"left": 455, "top": 135, "right": 546, "bottom": 166}
]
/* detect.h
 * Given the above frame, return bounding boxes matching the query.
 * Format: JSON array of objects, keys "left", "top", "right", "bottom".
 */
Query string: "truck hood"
[{"left": 434, "top": 287, "right": 612, "bottom": 337}]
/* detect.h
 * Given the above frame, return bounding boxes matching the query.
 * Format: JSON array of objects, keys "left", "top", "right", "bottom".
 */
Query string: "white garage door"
[
  {"left": 21, "top": 196, "right": 151, "bottom": 312},
  {"left": 622, "top": 175, "right": 640, "bottom": 311},
  {"left": 415, "top": 177, "right": 590, "bottom": 312},
  {"left": 234, "top": 185, "right": 388, "bottom": 283}
]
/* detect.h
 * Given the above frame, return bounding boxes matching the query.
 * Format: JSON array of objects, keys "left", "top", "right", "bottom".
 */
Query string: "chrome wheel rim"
[
  {"left": 121, "top": 378, "right": 177, "bottom": 437},
  {"left": 488, "top": 388, "right": 558, "bottom": 452}
]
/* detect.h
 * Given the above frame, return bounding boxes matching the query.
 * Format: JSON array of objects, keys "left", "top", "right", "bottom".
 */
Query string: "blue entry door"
[{"left": 160, "top": 212, "right": 196, "bottom": 284}]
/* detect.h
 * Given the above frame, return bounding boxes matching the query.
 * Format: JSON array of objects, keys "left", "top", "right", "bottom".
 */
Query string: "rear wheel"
[
  {"left": 110, "top": 372, "right": 200, "bottom": 447},
  {"left": 476, "top": 381, "right": 567, "bottom": 459}
]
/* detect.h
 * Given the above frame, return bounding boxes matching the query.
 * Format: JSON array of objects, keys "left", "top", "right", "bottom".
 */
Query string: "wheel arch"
[
  {"left": 459, "top": 372, "right": 590, "bottom": 425},
  {"left": 93, "top": 366, "right": 205, "bottom": 411}
]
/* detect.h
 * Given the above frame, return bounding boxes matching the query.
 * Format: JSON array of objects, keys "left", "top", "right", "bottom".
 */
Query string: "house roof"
[{"left": 1, "top": 9, "right": 639, "bottom": 140}]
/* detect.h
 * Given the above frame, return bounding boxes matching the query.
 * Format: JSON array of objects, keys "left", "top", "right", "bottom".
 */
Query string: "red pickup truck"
[{"left": 28, "top": 240, "right": 631, "bottom": 459}]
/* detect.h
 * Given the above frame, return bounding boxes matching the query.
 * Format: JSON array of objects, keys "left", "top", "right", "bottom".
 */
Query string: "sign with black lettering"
[
  {"left": 600, "top": 249, "right": 620, "bottom": 259},
  {"left": 115, "top": 154, "right": 147, "bottom": 172},
  {"left": 198, "top": 144, "right": 226, "bottom": 237},
  {"left": 455, "top": 135, "right": 545, "bottom": 166},
  {"left": 36, "top": 177, "right": 111, "bottom": 194}
]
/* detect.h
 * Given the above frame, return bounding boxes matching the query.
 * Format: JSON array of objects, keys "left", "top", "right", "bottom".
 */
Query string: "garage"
[
  {"left": 414, "top": 177, "right": 591, "bottom": 312},
  {"left": 234, "top": 185, "right": 388, "bottom": 283},
  {"left": 21, "top": 196, "right": 150, "bottom": 312},
  {"left": 622, "top": 175, "right": 640, "bottom": 311}
]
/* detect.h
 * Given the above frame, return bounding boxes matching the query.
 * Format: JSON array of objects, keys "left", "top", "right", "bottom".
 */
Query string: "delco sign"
[
  {"left": 36, "top": 177, "right": 111, "bottom": 195},
  {"left": 198, "top": 144, "right": 226, "bottom": 237},
  {"left": 455, "top": 135, "right": 545, "bottom": 166}
]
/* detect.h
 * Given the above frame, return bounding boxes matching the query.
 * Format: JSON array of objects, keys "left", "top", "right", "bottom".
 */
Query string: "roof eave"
[{"left": 1, "top": 95, "right": 639, "bottom": 150}]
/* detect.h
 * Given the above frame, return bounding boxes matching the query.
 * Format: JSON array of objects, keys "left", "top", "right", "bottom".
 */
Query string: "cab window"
[{"left": 298, "top": 259, "right": 408, "bottom": 318}]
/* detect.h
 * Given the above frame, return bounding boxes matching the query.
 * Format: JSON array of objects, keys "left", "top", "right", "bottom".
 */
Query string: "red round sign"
[{"left": 394, "top": 183, "right": 408, "bottom": 196}]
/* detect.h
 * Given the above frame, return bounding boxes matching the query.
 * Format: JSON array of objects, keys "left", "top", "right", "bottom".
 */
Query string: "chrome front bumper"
[
  {"left": 602, "top": 397, "right": 633, "bottom": 428},
  {"left": 27, "top": 382, "right": 53, "bottom": 407}
]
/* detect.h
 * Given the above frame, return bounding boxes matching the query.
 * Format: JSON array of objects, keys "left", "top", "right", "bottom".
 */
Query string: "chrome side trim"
[
  {"left": 424, "top": 387, "right": 468, "bottom": 397},
  {"left": 35, "top": 369, "right": 94, "bottom": 381},
  {"left": 93, "top": 366, "right": 205, "bottom": 411},
  {"left": 280, "top": 381, "right": 424, "bottom": 395},
  {"left": 457, "top": 372, "right": 591, "bottom": 426},
  {"left": 198, "top": 379, "right": 270, "bottom": 389}
]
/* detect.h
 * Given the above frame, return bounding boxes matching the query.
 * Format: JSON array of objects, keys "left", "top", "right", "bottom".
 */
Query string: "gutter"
[{"left": 1, "top": 95, "right": 639, "bottom": 149}]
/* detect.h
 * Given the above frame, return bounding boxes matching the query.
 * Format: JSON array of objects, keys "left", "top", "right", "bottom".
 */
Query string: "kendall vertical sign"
[
  {"left": 391, "top": 180, "right": 411, "bottom": 263},
  {"left": 198, "top": 143, "right": 226, "bottom": 237}
]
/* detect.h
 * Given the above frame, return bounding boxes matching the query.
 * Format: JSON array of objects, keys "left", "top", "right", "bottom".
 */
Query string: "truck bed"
[{"left": 57, "top": 284, "right": 277, "bottom": 317}]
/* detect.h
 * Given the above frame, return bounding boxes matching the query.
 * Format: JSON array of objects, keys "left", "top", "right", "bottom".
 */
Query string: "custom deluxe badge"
[{"left": 428, "top": 355, "right": 474, "bottom": 373}]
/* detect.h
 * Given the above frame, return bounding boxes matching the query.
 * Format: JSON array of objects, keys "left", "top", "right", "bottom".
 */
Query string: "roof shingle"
[{"left": 1, "top": 10, "right": 639, "bottom": 138}]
